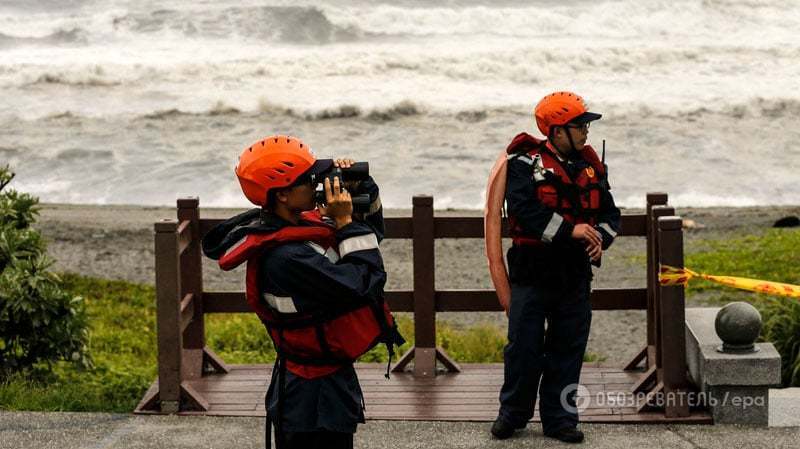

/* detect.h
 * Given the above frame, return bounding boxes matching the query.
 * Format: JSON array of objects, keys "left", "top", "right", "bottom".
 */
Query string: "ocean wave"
[
  {"left": 2, "top": 0, "right": 797, "bottom": 52},
  {"left": 0, "top": 146, "right": 19, "bottom": 157},
  {"left": 3, "top": 43, "right": 799, "bottom": 92},
  {"left": 626, "top": 98, "right": 800, "bottom": 121},
  {"left": 258, "top": 100, "right": 423, "bottom": 121},
  {"left": 0, "top": 27, "right": 87, "bottom": 47},
  {"left": 321, "top": 1, "right": 798, "bottom": 41},
  {"left": 17, "top": 96, "right": 800, "bottom": 125},
  {"left": 28, "top": 72, "right": 120, "bottom": 87},
  {"left": 143, "top": 100, "right": 425, "bottom": 122},
  {"left": 111, "top": 5, "right": 363, "bottom": 45},
  {"left": 146, "top": 98, "right": 800, "bottom": 122},
  {"left": 56, "top": 148, "right": 114, "bottom": 161},
  {"left": 45, "top": 111, "right": 80, "bottom": 120},
  {"left": 141, "top": 102, "right": 242, "bottom": 120}
]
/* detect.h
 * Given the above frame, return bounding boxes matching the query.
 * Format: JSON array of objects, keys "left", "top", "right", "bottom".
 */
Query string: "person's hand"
[
  {"left": 334, "top": 158, "right": 354, "bottom": 169},
  {"left": 586, "top": 240, "right": 602, "bottom": 262},
  {"left": 334, "top": 158, "right": 361, "bottom": 191},
  {"left": 319, "top": 176, "right": 352, "bottom": 229},
  {"left": 571, "top": 223, "right": 602, "bottom": 248}
]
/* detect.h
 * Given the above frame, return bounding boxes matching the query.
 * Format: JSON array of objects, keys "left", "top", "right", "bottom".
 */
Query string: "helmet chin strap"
[{"left": 565, "top": 126, "right": 579, "bottom": 154}]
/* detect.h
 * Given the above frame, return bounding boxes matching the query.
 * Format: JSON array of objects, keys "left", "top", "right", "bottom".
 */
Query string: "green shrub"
[
  {"left": 0, "top": 166, "right": 89, "bottom": 376},
  {"left": 755, "top": 296, "right": 800, "bottom": 387}
]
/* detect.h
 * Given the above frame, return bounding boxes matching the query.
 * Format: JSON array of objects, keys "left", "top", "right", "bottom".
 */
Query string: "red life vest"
[
  {"left": 506, "top": 134, "right": 606, "bottom": 246},
  {"left": 218, "top": 210, "right": 399, "bottom": 379}
]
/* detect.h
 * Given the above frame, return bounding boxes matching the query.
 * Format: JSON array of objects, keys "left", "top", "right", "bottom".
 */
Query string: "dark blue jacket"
[
  {"left": 505, "top": 145, "right": 621, "bottom": 285},
  {"left": 259, "top": 177, "right": 385, "bottom": 433}
]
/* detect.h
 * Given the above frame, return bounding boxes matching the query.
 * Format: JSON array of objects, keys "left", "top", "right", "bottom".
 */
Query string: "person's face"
[
  {"left": 278, "top": 181, "right": 317, "bottom": 212},
  {"left": 553, "top": 122, "right": 590, "bottom": 151}
]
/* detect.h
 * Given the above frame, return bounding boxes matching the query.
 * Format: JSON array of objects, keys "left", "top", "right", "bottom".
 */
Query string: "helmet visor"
[
  {"left": 292, "top": 158, "right": 334, "bottom": 186},
  {"left": 569, "top": 111, "right": 602, "bottom": 125}
]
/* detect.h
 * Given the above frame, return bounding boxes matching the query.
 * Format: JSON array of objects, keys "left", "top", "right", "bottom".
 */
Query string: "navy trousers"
[{"left": 498, "top": 278, "right": 592, "bottom": 434}]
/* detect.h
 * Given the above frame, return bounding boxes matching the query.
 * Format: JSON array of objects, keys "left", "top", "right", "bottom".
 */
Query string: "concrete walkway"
[
  {"left": 1, "top": 411, "right": 799, "bottom": 449},
  {"left": 770, "top": 388, "right": 800, "bottom": 428}
]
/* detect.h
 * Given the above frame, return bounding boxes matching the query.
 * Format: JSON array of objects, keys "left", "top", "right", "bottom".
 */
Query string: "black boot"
[
  {"left": 491, "top": 417, "right": 527, "bottom": 440},
  {"left": 545, "top": 427, "right": 584, "bottom": 444}
]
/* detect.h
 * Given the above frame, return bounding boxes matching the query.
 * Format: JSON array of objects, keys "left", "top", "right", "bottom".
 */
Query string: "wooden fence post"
[
  {"left": 650, "top": 205, "right": 674, "bottom": 373},
  {"left": 177, "top": 198, "right": 204, "bottom": 380},
  {"left": 657, "top": 216, "right": 690, "bottom": 418},
  {"left": 645, "top": 193, "right": 668, "bottom": 362},
  {"left": 631, "top": 204, "right": 673, "bottom": 395},
  {"left": 154, "top": 219, "right": 182, "bottom": 413},
  {"left": 412, "top": 195, "right": 437, "bottom": 378},
  {"left": 625, "top": 192, "right": 668, "bottom": 372}
]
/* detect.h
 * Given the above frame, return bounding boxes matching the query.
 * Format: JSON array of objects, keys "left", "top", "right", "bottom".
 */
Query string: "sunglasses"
[{"left": 565, "top": 122, "right": 590, "bottom": 132}]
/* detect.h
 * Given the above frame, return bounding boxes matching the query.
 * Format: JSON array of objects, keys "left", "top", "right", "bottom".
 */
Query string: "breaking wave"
[
  {"left": 142, "top": 100, "right": 425, "bottom": 122},
  {"left": 111, "top": 6, "right": 363, "bottom": 45},
  {"left": 0, "top": 27, "right": 87, "bottom": 47}
]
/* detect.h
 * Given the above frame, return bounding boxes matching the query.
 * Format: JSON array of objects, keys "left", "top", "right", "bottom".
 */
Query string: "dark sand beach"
[{"left": 34, "top": 203, "right": 799, "bottom": 365}]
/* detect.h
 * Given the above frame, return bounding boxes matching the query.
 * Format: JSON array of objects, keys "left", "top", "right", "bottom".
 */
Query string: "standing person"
[
  {"left": 202, "top": 135, "right": 404, "bottom": 449},
  {"left": 490, "top": 92, "right": 621, "bottom": 443}
]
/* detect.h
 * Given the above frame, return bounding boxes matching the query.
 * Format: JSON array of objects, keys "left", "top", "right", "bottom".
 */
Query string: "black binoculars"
[{"left": 314, "top": 162, "right": 372, "bottom": 213}]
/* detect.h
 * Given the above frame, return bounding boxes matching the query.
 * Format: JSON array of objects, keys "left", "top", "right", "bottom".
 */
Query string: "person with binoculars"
[{"left": 202, "top": 135, "right": 404, "bottom": 449}]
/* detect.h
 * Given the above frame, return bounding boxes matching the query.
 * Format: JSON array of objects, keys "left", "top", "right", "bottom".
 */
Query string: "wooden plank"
[
  {"left": 362, "top": 398, "right": 611, "bottom": 410},
  {"left": 433, "top": 217, "right": 488, "bottom": 239},
  {"left": 390, "top": 347, "right": 415, "bottom": 372},
  {"left": 203, "top": 288, "right": 646, "bottom": 314},
  {"left": 202, "top": 347, "right": 230, "bottom": 374},
  {"left": 207, "top": 404, "right": 258, "bottom": 411},
  {"left": 385, "top": 291, "right": 414, "bottom": 312},
  {"left": 200, "top": 214, "right": 647, "bottom": 240},
  {"left": 384, "top": 217, "right": 413, "bottom": 239},
  {"left": 203, "top": 290, "right": 415, "bottom": 313},
  {"left": 136, "top": 363, "right": 711, "bottom": 424},
  {"left": 620, "top": 214, "right": 647, "bottom": 237},
  {"left": 623, "top": 346, "right": 648, "bottom": 371},
  {"left": 203, "top": 291, "right": 250, "bottom": 313},
  {"left": 179, "top": 293, "right": 195, "bottom": 334},
  {"left": 427, "top": 215, "right": 644, "bottom": 239},
  {"left": 433, "top": 289, "right": 647, "bottom": 311},
  {"left": 202, "top": 216, "right": 419, "bottom": 241}
]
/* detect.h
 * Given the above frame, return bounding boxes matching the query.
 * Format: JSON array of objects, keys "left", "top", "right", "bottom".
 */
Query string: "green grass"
[
  {"left": 0, "top": 274, "right": 157, "bottom": 412},
  {"left": 3, "top": 273, "right": 608, "bottom": 412},
  {"left": 684, "top": 228, "right": 800, "bottom": 295}
]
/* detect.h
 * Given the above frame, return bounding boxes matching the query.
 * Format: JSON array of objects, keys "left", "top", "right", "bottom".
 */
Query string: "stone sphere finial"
[{"left": 715, "top": 302, "right": 762, "bottom": 354}]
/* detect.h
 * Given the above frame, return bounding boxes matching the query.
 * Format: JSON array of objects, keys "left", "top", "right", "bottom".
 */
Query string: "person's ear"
[{"left": 275, "top": 188, "right": 290, "bottom": 205}]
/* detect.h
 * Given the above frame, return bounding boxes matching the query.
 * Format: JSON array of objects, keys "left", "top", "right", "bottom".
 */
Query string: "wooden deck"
[{"left": 135, "top": 363, "right": 712, "bottom": 423}]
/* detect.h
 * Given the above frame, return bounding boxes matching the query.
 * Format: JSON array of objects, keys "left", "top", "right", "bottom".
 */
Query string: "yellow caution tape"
[{"left": 659, "top": 265, "right": 800, "bottom": 299}]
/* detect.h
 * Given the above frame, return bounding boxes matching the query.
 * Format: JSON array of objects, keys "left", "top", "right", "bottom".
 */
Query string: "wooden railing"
[{"left": 140, "top": 193, "right": 690, "bottom": 418}]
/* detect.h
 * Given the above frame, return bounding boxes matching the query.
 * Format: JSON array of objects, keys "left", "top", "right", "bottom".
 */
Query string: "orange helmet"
[
  {"left": 534, "top": 91, "right": 602, "bottom": 137},
  {"left": 235, "top": 135, "right": 333, "bottom": 207}
]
